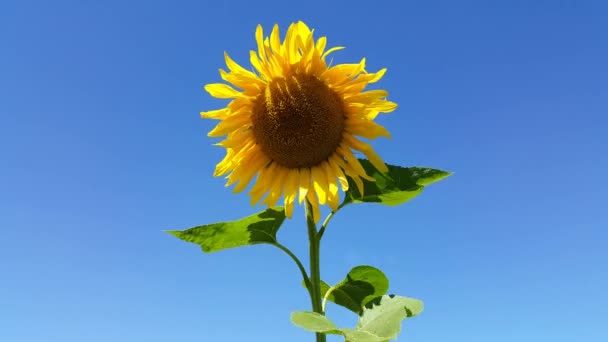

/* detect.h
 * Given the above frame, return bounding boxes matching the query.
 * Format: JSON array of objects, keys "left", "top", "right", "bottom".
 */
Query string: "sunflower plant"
[{"left": 167, "top": 21, "right": 450, "bottom": 342}]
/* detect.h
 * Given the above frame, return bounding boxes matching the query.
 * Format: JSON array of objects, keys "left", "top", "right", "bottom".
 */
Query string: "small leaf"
[
  {"left": 321, "top": 265, "right": 389, "bottom": 315},
  {"left": 357, "top": 295, "right": 424, "bottom": 340},
  {"left": 290, "top": 311, "right": 341, "bottom": 335},
  {"left": 165, "top": 207, "right": 286, "bottom": 253},
  {"left": 344, "top": 159, "right": 451, "bottom": 206}
]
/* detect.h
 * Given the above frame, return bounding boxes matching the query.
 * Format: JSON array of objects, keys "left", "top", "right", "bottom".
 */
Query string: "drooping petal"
[
  {"left": 249, "top": 162, "right": 278, "bottom": 205},
  {"left": 346, "top": 118, "right": 392, "bottom": 139},
  {"left": 344, "top": 135, "right": 388, "bottom": 173},
  {"left": 298, "top": 167, "right": 311, "bottom": 204},
  {"left": 324, "top": 162, "right": 340, "bottom": 211},
  {"left": 229, "top": 150, "right": 269, "bottom": 193},
  {"left": 263, "top": 166, "right": 287, "bottom": 207},
  {"left": 311, "top": 165, "right": 328, "bottom": 205},
  {"left": 338, "top": 144, "right": 375, "bottom": 181},
  {"left": 283, "top": 169, "right": 300, "bottom": 218},
  {"left": 329, "top": 156, "right": 349, "bottom": 192},
  {"left": 332, "top": 153, "right": 364, "bottom": 196}
]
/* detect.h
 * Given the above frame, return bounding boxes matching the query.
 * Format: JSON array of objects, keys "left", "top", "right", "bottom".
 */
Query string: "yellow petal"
[
  {"left": 216, "top": 130, "right": 253, "bottom": 148},
  {"left": 306, "top": 190, "right": 321, "bottom": 223},
  {"left": 228, "top": 97, "right": 252, "bottom": 111},
  {"left": 344, "top": 169, "right": 364, "bottom": 196},
  {"left": 229, "top": 151, "right": 269, "bottom": 193},
  {"left": 219, "top": 69, "right": 262, "bottom": 94},
  {"left": 249, "top": 162, "right": 277, "bottom": 205},
  {"left": 204, "top": 83, "right": 242, "bottom": 99},
  {"left": 324, "top": 162, "right": 340, "bottom": 211},
  {"left": 365, "top": 100, "right": 398, "bottom": 115},
  {"left": 224, "top": 52, "right": 259, "bottom": 80},
  {"left": 367, "top": 68, "right": 387, "bottom": 83},
  {"left": 200, "top": 108, "right": 229, "bottom": 120},
  {"left": 338, "top": 144, "right": 375, "bottom": 181},
  {"left": 283, "top": 170, "right": 300, "bottom": 218},
  {"left": 321, "top": 46, "right": 345, "bottom": 60},
  {"left": 333, "top": 80, "right": 368, "bottom": 95},
  {"left": 329, "top": 156, "right": 349, "bottom": 192},
  {"left": 331, "top": 152, "right": 365, "bottom": 196},
  {"left": 270, "top": 24, "right": 281, "bottom": 53},
  {"left": 324, "top": 59, "right": 366, "bottom": 87},
  {"left": 298, "top": 167, "right": 310, "bottom": 204},
  {"left": 285, "top": 23, "right": 299, "bottom": 64},
  {"left": 262, "top": 167, "right": 286, "bottom": 207},
  {"left": 207, "top": 113, "right": 250, "bottom": 137},
  {"left": 346, "top": 119, "right": 392, "bottom": 139},
  {"left": 315, "top": 36, "right": 327, "bottom": 55},
  {"left": 344, "top": 89, "right": 388, "bottom": 102},
  {"left": 214, "top": 141, "right": 255, "bottom": 179},
  {"left": 214, "top": 149, "right": 236, "bottom": 177},
  {"left": 311, "top": 165, "right": 328, "bottom": 205},
  {"left": 255, "top": 24, "right": 266, "bottom": 61},
  {"left": 296, "top": 21, "right": 312, "bottom": 36},
  {"left": 344, "top": 135, "right": 388, "bottom": 173}
]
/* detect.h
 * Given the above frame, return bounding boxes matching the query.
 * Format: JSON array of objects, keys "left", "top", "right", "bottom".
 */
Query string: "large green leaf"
[
  {"left": 320, "top": 265, "right": 389, "bottom": 315},
  {"left": 356, "top": 295, "right": 424, "bottom": 340},
  {"left": 344, "top": 159, "right": 452, "bottom": 206},
  {"left": 165, "top": 207, "right": 286, "bottom": 253}
]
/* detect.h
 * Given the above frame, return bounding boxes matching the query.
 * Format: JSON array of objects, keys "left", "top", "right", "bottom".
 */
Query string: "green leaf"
[
  {"left": 291, "top": 312, "right": 385, "bottom": 342},
  {"left": 292, "top": 298, "right": 422, "bottom": 342},
  {"left": 408, "top": 167, "right": 453, "bottom": 186},
  {"left": 165, "top": 207, "right": 286, "bottom": 253},
  {"left": 356, "top": 295, "right": 424, "bottom": 340},
  {"left": 344, "top": 159, "right": 452, "bottom": 206},
  {"left": 321, "top": 265, "right": 389, "bottom": 315},
  {"left": 341, "top": 328, "right": 385, "bottom": 342},
  {"left": 290, "top": 311, "right": 339, "bottom": 334}
]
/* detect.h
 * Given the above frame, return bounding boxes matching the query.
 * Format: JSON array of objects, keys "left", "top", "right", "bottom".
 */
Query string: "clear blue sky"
[{"left": 1, "top": 1, "right": 607, "bottom": 341}]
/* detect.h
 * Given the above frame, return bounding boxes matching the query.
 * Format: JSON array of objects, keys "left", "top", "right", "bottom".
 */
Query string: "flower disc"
[{"left": 252, "top": 74, "right": 345, "bottom": 168}]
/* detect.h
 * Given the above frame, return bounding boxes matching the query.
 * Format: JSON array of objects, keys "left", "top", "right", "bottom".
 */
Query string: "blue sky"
[{"left": 1, "top": 1, "right": 607, "bottom": 341}]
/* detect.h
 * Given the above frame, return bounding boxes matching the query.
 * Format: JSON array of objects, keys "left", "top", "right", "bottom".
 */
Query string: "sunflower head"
[{"left": 201, "top": 21, "right": 397, "bottom": 222}]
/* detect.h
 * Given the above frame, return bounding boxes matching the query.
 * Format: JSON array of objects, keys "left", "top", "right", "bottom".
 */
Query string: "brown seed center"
[{"left": 251, "top": 74, "right": 345, "bottom": 169}]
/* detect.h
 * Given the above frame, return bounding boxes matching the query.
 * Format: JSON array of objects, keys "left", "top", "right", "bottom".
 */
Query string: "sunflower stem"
[
  {"left": 273, "top": 242, "right": 313, "bottom": 299},
  {"left": 305, "top": 200, "right": 326, "bottom": 342}
]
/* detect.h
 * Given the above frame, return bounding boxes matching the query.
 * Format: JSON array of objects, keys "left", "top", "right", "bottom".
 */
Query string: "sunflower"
[{"left": 201, "top": 21, "right": 397, "bottom": 222}]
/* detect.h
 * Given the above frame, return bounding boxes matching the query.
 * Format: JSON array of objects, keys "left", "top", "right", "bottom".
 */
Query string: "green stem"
[
  {"left": 317, "top": 211, "right": 335, "bottom": 240},
  {"left": 273, "top": 242, "right": 313, "bottom": 299},
  {"left": 305, "top": 200, "right": 326, "bottom": 342}
]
